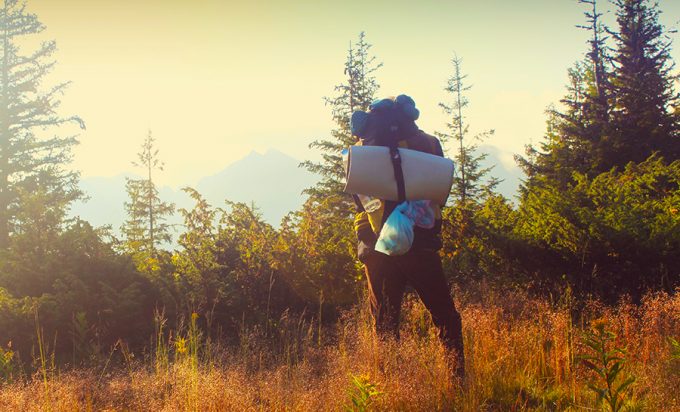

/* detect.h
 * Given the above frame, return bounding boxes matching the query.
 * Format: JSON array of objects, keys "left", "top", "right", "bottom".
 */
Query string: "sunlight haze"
[{"left": 30, "top": 0, "right": 680, "bottom": 186}]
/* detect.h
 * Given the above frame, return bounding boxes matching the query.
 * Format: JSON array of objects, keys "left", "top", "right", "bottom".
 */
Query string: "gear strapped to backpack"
[
  {"left": 348, "top": 94, "right": 453, "bottom": 255},
  {"left": 389, "top": 145, "right": 406, "bottom": 203},
  {"left": 350, "top": 95, "right": 420, "bottom": 203}
]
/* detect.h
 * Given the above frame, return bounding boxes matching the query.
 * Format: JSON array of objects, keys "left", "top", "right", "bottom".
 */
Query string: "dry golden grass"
[{"left": 0, "top": 289, "right": 678, "bottom": 411}]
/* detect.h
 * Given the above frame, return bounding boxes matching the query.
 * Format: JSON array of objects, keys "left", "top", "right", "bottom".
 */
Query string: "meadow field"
[{"left": 1, "top": 287, "right": 678, "bottom": 412}]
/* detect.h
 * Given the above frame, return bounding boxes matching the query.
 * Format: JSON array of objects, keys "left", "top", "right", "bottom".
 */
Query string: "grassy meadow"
[{"left": 0, "top": 287, "right": 678, "bottom": 412}]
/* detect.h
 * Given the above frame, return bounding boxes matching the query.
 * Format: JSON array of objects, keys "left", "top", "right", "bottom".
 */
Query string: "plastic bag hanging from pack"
[{"left": 374, "top": 200, "right": 435, "bottom": 256}]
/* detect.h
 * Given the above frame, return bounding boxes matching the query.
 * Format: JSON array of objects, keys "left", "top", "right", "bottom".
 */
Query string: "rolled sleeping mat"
[{"left": 343, "top": 145, "right": 454, "bottom": 205}]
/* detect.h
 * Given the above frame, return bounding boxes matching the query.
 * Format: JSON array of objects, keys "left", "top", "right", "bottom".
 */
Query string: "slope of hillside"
[{"left": 196, "top": 149, "right": 318, "bottom": 224}]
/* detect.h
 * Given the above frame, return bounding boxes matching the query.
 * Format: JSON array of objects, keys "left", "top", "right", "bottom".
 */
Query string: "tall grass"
[
  {"left": 34, "top": 306, "right": 54, "bottom": 412},
  {"left": 0, "top": 288, "right": 678, "bottom": 411}
]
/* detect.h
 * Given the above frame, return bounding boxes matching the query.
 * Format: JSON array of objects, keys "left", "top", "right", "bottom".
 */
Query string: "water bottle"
[{"left": 358, "top": 194, "right": 381, "bottom": 213}]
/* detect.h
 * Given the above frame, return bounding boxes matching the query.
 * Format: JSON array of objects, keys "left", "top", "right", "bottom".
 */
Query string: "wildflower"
[{"left": 175, "top": 337, "right": 187, "bottom": 355}]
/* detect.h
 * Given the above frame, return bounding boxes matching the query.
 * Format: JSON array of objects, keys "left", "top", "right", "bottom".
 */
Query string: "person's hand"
[
  {"left": 357, "top": 239, "right": 377, "bottom": 265},
  {"left": 356, "top": 226, "right": 378, "bottom": 265}
]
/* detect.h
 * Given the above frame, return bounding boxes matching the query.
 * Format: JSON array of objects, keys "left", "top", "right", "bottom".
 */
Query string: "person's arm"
[
  {"left": 434, "top": 137, "right": 444, "bottom": 158},
  {"left": 353, "top": 195, "right": 377, "bottom": 263},
  {"left": 430, "top": 135, "right": 446, "bottom": 231}
]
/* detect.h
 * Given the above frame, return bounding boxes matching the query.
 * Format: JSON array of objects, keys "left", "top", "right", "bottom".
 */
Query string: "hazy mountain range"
[{"left": 69, "top": 147, "right": 523, "bottom": 239}]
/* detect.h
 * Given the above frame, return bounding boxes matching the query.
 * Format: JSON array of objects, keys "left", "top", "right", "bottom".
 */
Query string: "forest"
[{"left": 0, "top": 0, "right": 678, "bottom": 410}]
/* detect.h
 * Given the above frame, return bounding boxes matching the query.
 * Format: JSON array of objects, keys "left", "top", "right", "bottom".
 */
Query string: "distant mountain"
[
  {"left": 69, "top": 150, "right": 318, "bottom": 238},
  {"left": 196, "top": 149, "right": 317, "bottom": 224},
  {"left": 69, "top": 173, "right": 129, "bottom": 231},
  {"left": 477, "top": 144, "right": 524, "bottom": 202},
  {"left": 69, "top": 147, "right": 524, "bottom": 242},
  {"left": 68, "top": 173, "right": 192, "bottom": 238}
]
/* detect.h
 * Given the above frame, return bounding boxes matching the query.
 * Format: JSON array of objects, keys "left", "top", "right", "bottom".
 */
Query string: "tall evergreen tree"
[
  {"left": 172, "top": 187, "right": 223, "bottom": 315},
  {"left": 437, "top": 55, "right": 504, "bottom": 282},
  {"left": 437, "top": 54, "right": 498, "bottom": 206},
  {"left": 281, "top": 32, "right": 381, "bottom": 306},
  {"left": 518, "top": 63, "right": 598, "bottom": 185},
  {"left": 512, "top": 0, "right": 680, "bottom": 299},
  {"left": 122, "top": 131, "right": 174, "bottom": 257},
  {"left": 0, "top": 0, "right": 84, "bottom": 248},
  {"left": 517, "top": 0, "right": 614, "bottom": 186},
  {"left": 518, "top": 0, "right": 678, "bottom": 184},
  {"left": 302, "top": 31, "right": 381, "bottom": 206},
  {"left": 578, "top": 0, "right": 609, "bottom": 124},
  {"left": 606, "top": 0, "right": 679, "bottom": 166}
]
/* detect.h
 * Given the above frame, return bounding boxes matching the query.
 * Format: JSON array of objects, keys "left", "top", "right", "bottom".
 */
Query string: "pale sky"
[{"left": 28, "top": 0, "right": 680, "bottom": 186}]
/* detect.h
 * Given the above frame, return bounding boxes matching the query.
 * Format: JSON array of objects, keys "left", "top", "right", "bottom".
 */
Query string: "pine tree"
[
  {"left": 301, "top": 31, "right": 381, "bottom": 207},
  {"left": 607, "top": 0, "right": 679, "bottom": 167},
  {"left": 0, "top": 0, "right": 85, "bottom": 248},
  {"left": 520, "top": 0, "right": 680, "bottom": 186},
  {"left": 578, "top": 0, "right": 609, "bottom": 125},
  {"left": 519, "top": 63, "right": 598, "bottom": 185},
  {"left": 517, "top": 0, "right": 614, "bottom": 186},
  {"left": 122, "top": 131, "right": 174, "bottom": 257},
  {"left": 172, "top": 187, "right": 223, "bottom": 314},
  {"left": 437, "top": 55, "right": 503, "bottom": 281},
  {"left": 437, "top": 54, "right": 498, "bottom": 207},
  {"left": 518, "top": 0, "right": 678, "bottom": 184},
  {"left": 281, "top": 32, "right": 381, "bottom": 305},
  {"left": 511, "top": 0, "right": 680, "bottom": 299}
]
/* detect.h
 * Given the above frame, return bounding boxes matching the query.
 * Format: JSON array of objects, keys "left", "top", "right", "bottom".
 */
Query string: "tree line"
[{"left": 0, "top": 0, "right": 678, "bottom": 367}]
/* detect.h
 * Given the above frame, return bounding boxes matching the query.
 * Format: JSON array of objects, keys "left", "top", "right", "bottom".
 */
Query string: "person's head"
[{"left": 350, "top": 94, "right": 420, "bottom": 146}]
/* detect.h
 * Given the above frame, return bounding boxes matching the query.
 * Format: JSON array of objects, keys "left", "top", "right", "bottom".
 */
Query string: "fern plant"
[
  {"left": 345, "top": 374, "right": 383, "bottom": 412},
  {"left": 578, "top": 320, "right": 635, "bottom": 412}
]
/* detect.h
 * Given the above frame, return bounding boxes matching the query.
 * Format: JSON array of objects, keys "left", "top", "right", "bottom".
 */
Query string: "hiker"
[{"left": 349, "top": 95, "right": 465, "bottom": 379}]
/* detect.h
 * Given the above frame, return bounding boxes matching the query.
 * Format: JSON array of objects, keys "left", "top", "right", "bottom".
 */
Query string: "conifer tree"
[
  {"left": 302, "top": 31, "right": 381, "bottom": 207},
  {"left": 606, "top": 0, "right": 679, "bottom": 167},
  {"left": 122, "top": 131, "right": 174, "bottom": 257},
  {"left": 578, "top": 0, "right": 609, "bottom": 124},
  {"left": 0, "top": 0, "right": 84, "bottom": 248},
  {"left": 437, "top": 55, "right": 504, "bottom": 282},
  {"left": 517, "top": 0, "right": 614, "bottom": 186},
  {"left": 529, "top": 0, "right": 680, "bottom": 181},
  {"left": 518, "top": 63, "right": 599, "bottom": 185},
  {"left": 437, "top": 54, "right": 498, "bottom": 206},
  {"left": 173, "top": 187, "right": 223, "bottom": 315},
  {"left": 282, "top": 32, "right": 381, "bottom": 305},
  {"left": 512, "top": 0, "right": 680, "bottom": 299}
]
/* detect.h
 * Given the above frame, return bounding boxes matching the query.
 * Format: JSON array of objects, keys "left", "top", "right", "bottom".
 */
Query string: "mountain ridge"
[
  {"left": 69, "top": 149, "right": 317, "bottom": 236},
  {"left": 69, "top": 147, "right": 523, "bottom": 240}
]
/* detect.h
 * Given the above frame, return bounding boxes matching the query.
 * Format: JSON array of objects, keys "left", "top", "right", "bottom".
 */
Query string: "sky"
[{"left": 27, "top": 0, "right": 680, "bottom": 187}]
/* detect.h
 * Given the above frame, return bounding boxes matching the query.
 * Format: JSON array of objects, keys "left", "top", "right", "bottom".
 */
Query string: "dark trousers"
[{"left": 365, "top": 249, "right": 465, "bottom": 377}]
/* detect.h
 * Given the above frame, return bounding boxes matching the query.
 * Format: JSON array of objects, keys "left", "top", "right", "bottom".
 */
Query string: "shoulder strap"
[
  {"left": 352, "top": 194, "right": 365, "bottom": 211},
  {"left": 389, "top": 146, "right": 406, "bottom": 203}
]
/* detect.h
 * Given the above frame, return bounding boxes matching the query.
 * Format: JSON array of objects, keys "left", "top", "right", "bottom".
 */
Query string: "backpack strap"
[{"left": 389, "top": 146, "right": 406, "bottom": 203}]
